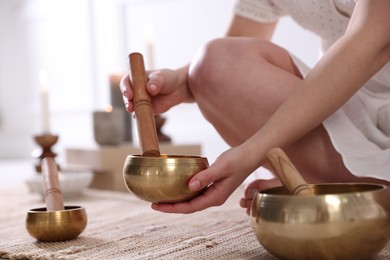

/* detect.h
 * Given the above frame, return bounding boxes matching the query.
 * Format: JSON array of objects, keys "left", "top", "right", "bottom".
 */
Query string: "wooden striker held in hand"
[
  {"left": 129, "top": 53, "right": 160, "bottom": 157},
  {"left": 267, "top": 148, "right": 313, "bottom": 196}
]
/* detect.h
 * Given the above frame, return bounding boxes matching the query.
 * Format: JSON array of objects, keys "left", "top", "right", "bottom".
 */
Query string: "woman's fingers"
[
  {"left": 151, "top": 156, "right": 240, "bottom": 214},
  {"left": 239, "top": 178, "right": 281, "bottom": 215},
  {"left": 119, "top": 74, "right": 133, "bottom": 112},
  {"left": 151, "top": 183, "right": 230, "bottom": 214}
]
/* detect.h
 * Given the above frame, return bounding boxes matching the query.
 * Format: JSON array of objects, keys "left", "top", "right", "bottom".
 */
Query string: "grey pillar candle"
[
  {"left": 109, "top": 74, "right": 132, "bottom": 142},
  {"left": 93, "top": 107, "right": 125, "bottom": 145}
]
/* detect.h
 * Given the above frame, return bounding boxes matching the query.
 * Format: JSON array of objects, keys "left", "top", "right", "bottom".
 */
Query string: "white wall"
[
  {"left": 121, "top": 0, "right": 321, "bottom": 164},
  {"left": 0, "top": 0, "right": 321, "bottom": 166},
  {"left": 0, "top": 0, "right": 95, "bottom": 158}
]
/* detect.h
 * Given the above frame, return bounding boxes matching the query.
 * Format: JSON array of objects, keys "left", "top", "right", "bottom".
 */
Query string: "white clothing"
[{"left": 234, "top": 0, "right": 390, "bottom": 180}]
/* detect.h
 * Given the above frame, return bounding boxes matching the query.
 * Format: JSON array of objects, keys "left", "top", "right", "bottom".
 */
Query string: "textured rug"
[
  {"left": 0, "top": 184, "right": 276, "bottom": 260},
  {"left": 1, "top": 184, "right": 389, "bottom": 259}
]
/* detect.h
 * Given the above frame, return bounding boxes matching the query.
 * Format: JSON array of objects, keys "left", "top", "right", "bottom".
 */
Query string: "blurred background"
[{"left": 0, "top": 0, "right": 320, "bottom": 187}]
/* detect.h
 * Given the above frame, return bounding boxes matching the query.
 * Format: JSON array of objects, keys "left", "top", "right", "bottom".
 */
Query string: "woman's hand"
[
  {"left": 239, "top": 178, "right": 281, "bottom": 215},
  {"left": 120, "top": 66, "right": 193, "bottom": 115},
  {"left": 151, "top": 144, "right": 260, "bottom": 214}
]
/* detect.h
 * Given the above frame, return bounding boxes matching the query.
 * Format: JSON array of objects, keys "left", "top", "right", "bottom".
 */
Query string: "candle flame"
[
  {"left": 105, "top": 105, "right": 113, "bottom": 113},
  {"left": 144, "top": 23, "right": 154, "bottom": 43},
  {"left": 39, "top": 69, "right": 49, "bottom": 89}
]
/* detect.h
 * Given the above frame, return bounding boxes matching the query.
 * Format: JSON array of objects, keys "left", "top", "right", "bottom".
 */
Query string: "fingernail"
[
  {"left": 189, "top": 180, "right": 201, "bottom": 191},
  {"left": 149, "top": 83, "right": 157, "bottom": 93}
]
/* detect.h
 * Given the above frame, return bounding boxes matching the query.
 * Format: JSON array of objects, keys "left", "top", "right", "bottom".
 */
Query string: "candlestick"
[
  {"left": 143, "top": 24, "right": 171, "bottom": 143},
  {"left": 32, "top": 134, "right": 59, "bottom": 173},
  {"left": 154, "top": 114, "right": 171, "bottom": 142},
  {"left": 144, "top": 23, "right": 155, "bottom": 70},
  {"left": 39, "top": 70, "right": 50, "bottom": 134}
]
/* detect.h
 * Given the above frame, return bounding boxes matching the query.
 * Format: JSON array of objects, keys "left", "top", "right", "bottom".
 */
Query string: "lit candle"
[
  {"left": 144, "top": 23, "right": 155, "bottom": 70},
  {"left": 39, "top": 70, "right": 50, "bottom": 134},
  {"left": 105, "top": 105, "right": 113, "bottom": 113},
  {"left": 92, "top": 105, "right": 125, "bottom": 145}
]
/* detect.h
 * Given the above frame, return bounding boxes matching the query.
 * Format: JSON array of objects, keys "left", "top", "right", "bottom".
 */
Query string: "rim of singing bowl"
[
  {"left": 250, "top": 183, "right": 390, "bottom": 260},
  {"left": 124, "top": 154, "right": 209, "bottom": 166},
  {"left": 258, "top": 182, "right": 387, "bottom": 196}
]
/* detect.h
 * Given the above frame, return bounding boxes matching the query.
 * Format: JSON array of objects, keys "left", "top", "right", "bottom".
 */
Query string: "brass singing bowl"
[
  {"left": 123, "top": 155, "right": 209, "bottom": 203},
  {"left": 26, "top": 206, "right": 87, "bottom": 242},
  {"left": 251, "top": 183, "right": 390, "bottom": 260}
]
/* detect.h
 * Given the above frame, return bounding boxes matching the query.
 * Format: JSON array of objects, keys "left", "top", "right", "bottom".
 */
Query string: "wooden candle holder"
[
  {"left": 33, "top": 134, "right": 60, "bottom": 173},
  {"left": 154, "top": 115, "right": 171, "bottom": 142}
]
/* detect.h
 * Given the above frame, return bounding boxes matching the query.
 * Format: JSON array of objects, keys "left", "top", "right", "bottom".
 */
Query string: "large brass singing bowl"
[
  {"left": 123, "top": 155, "right": 209, "bottom": 203},
  {"left": 251, "top": 183, "right": 390, "bottom": 260},
  {"left": 26, "top": 206, "right": 87, "bottom": 242}
]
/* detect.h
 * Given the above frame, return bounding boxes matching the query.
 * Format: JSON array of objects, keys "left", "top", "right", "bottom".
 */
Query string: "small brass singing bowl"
[
  {"left": 123, "top": 155, "right": 209, "bottom": 203},
  {"left": 251, "top": 183, "right": 390, "bottom": 260},
  {"left": 26, "top": 206, "right": 87, "bottom": 242}
]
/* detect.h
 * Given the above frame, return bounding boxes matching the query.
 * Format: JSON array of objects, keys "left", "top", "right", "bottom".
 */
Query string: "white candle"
[
  {"left": 39, "top": 70, "right": 50, "bottom": 134},
  {"left": 144, "top": 23, "right": 155, "bottom": 70}
]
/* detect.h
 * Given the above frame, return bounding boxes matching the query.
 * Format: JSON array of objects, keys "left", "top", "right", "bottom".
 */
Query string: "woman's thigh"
[
  {"left": 188, "top": 37, "right": 303, "bottom": 145},
  {"left": 188, "top": 37, "right": 389, "bottom": 185}
]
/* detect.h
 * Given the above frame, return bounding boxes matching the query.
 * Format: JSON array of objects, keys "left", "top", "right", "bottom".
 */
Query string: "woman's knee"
[
  {"left": 188, "top": 38, "right": 232, "bottom": 94},
  {"left": 188, "top": 37, "right": 279, "bottom": 95}
]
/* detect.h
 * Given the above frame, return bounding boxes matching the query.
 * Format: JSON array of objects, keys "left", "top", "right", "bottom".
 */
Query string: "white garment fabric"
[{"left": 235, "top": 0, "right": 390, "bottom": 180}]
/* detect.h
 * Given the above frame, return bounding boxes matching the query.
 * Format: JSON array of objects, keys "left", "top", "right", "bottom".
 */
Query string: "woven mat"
[
  {"left": 1, "top": 185, "right": 390, "bottom": 260},
  {"left": 0, "top": 184, "right": 276, "bottom": 260}
]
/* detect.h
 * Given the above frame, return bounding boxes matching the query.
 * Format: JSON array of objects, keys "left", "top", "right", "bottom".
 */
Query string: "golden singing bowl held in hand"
[
  {"left": 251, "top": 183, "right": 390, "bottom": 260},
  {"left": 123, "top": 155, "right": 209, "bottom": 203},
  {"left": 26, "top": 206, "right": 87, "bottom": 242}
]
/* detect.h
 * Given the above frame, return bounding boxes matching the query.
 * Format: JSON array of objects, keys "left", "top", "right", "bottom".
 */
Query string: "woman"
[{"left": 121, "top": 0, "right": 390, "bottom": 214}]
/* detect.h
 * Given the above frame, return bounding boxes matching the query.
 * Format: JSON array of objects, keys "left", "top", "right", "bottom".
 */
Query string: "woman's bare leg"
[{"left": 188, "top": 37, "right": 389, "bottom": 185}]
